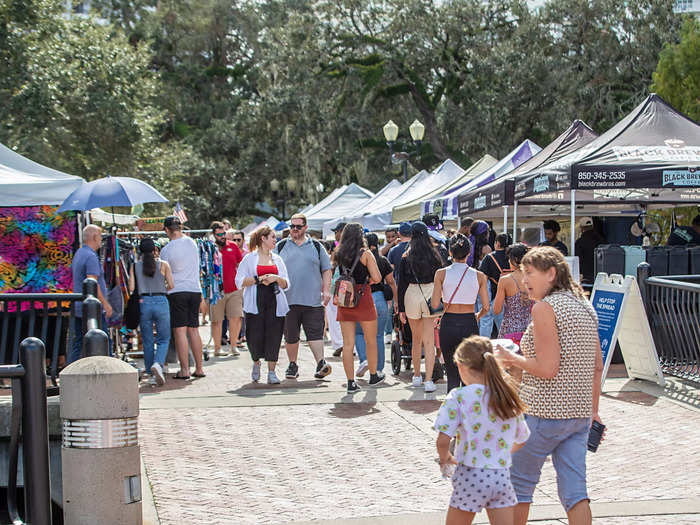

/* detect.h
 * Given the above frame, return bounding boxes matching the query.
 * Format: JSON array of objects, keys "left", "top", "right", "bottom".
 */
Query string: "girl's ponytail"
[
  {"left": 454, "top": 335, "right": 526, "bottom": 420},
  {"left": 482, "top": 352, "right": 525, "bottom": 421}
]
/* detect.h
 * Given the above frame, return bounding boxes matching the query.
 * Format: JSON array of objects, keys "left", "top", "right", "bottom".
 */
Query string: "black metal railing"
[
  {"left": 0, "top": 293, "right": 80, "bottom": 385},
  {"left": 638, "top": 263, "right": 700, "bottom": 383},
  {"left": 0, "top": 278, "right": 108, "bottom": 385},
  {"left": 0, "top": 338, "right": 52, "bottom": 525}
]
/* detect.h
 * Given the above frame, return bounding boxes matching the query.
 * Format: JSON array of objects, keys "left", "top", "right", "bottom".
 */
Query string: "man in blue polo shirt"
[
  {"left": 276, "top": 213, "right": 333, "bottom": 380},
  {"left": 69, "top": 224, "right": 112, "bottom": 364}
]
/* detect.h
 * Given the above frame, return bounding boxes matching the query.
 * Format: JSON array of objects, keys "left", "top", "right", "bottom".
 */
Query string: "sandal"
[
  {"left": 174, "top": 372, "right": 191, "bottom": 380},
  {"left": 192, "top": 372, "right": 206, "bottom": 378}
]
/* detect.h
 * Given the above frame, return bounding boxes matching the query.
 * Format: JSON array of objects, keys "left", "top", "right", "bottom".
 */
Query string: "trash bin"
[
  {"left": 668, "top": 246, "right": 689, "bottom": 275},
  {"left": 690, "top": 246, "right": 700, "bottom": 274},
  {"left": 645, "top": 246, "right": 668, "bottom": 276},
  {"left": 595, "top": 244, "right": 625, "bottom": 276},
  {"left": 623, "top": 245, "right": 646, "bottom": 277}
]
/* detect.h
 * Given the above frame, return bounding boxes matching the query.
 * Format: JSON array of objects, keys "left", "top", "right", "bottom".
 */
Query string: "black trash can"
[
  {"left": 668, "top": 246, "right": 689, "bottom": 275},
  {"left": 689, "top": 245, "right": 700, "bottom": 274},
  {"left": 595, "top": 244, "right": 626, "bottom": 276},
  {"left": 645, "top": 246, "right": 668, "bottom": 276}
]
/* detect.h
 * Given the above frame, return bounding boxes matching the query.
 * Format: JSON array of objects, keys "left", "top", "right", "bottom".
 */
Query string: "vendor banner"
[
  {"left": 458, "top": 180, "right": 514, "bottom": 216},
  {"left": 572, "top": 164, "right": 700, "bottom": 190},
  {"left": 0, "top": 206, "right": 77, "bottom": 294}
]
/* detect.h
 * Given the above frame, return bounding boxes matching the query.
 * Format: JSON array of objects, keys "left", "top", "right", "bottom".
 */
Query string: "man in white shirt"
[{"left": 160, "top": 216, "right": 205, "bottom": 379}]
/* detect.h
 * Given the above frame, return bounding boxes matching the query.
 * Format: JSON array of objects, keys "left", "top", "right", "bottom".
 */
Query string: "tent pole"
[
  {"left": 570, "top": 190, "right": 576, "bottom": 257},
  {"left": 512, "top": 201, "right": 518, "bottom": 242},
  {"left": 503, "top": 206, "right": 508, "bottom": 234}
]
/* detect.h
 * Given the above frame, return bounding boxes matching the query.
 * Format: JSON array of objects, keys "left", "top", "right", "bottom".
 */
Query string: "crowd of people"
[{"left": 70, "top": 210, "right": 652, "bottom": 525}]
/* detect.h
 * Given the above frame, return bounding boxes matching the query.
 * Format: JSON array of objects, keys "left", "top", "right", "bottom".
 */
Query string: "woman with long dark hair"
[
  {"left": 129, "top": 238, "right": 174, "bottom": 386},
  {"left": 493, "top": 243, "right": 534, "bottom": 345},
  {"left": 397, "top": 221, "right": 445, "bottom": 392},
  {"left": 353, "top": 233, "right": 398, "bottom": 377},
  {"left": 235, "top": 226, "right": 290, "bottom": 385},
  {"left": 470, "top": 220, "right": 494, "bottom": 337},
  {"left": 334, "top": 223, "right": 383, "bottom": 393},
  {"left": 431, "top": 234, "right": 489, "bottom": 393}
]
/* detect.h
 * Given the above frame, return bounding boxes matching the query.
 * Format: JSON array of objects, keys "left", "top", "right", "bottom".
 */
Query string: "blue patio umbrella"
[{"left": 56, "top": 176, "right": 168, "bottom": 213}]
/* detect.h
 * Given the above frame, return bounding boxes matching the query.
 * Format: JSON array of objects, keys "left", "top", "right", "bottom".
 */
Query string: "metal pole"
[
  {"left": 570, "top": 190, "right": 576, "bottom": 257},
  {"left": 402, "top": 159, "right": 408, "bottom": 183},
  {"left": 20, "top": 338, "right": 52, "bottom": 525},
  {"left": 512, "top": 200, "right": 518, "bottom": 243},
  {"left": 503, "top": 206, "right": 508, "bottom": 234}
]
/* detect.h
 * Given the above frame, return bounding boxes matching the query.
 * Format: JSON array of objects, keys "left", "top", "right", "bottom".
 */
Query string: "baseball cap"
[
  {"left": 399, "top": 222, "right": 412, "bottom": 236},
  {"left": 428, "top": 229, "right": 446, "bottom": 243},
  {"left": 163, "top": 215, "right": 181, "bottom": 229},
  {"left": 139, "top": 238, "right": 156, "bottom": 253},
  {"left": 332, "top": 222, "right": 347, "bottom": 233},
  {"left": 411, "top": 221, "right": 428, "bottom": 236},
  {"left": 579, "top": 217, "right": 593, "bottom": 228}
]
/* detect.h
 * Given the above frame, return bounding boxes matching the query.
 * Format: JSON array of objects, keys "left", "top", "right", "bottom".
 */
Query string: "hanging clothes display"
[{"left": 198, "top": 238, "right": 223, "bottom": 305}]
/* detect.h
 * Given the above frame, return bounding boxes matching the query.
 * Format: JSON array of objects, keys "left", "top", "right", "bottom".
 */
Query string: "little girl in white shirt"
[{"left": 434, "top": 335, "right": 530, "bottom": 525}]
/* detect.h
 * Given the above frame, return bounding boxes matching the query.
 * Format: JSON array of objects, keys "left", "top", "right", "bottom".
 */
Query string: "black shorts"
[
  {"left": 284, "top": 305, "right": 325, "bottom": 343},
  {"left": 168, "top": 292, "right": 201, "bottom": 328}
]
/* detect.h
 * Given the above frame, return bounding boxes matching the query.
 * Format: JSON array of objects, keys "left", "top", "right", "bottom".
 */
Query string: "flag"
[{"left": 174, "top": 202, "right": 188, "bottom": 223}]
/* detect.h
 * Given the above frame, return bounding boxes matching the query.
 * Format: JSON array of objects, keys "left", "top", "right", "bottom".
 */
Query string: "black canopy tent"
[
  {"left": 457, "top": 120, "right": 599, "bottom": 237},
  {"left": 471, "top": 94, "right": 700, "bottom": 256}
]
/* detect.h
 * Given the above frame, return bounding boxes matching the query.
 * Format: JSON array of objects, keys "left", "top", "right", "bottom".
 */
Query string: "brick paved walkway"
[{"left": 137, "top": 327, "right": 700, "bottom": 524}]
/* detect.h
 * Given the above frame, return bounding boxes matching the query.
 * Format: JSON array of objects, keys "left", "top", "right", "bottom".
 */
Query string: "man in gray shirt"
[{"left": 276, "top": 213, "right": 332, "bottom": 380}]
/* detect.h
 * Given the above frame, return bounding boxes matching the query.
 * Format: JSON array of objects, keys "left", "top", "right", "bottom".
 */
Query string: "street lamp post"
[
  {"left": 383, "top": 119, "right": 425, "bottom": 182},
  {"left": 270, "top": 177, "right": 297, "bottom": 221}
]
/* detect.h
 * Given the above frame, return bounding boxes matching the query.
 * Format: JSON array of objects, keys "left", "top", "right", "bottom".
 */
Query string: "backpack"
[
  {"left": 485, "top": 252, "right": 512, "bottom": 286},
  {"left": 333, "top": 251, "right": 363, "bottom": 308},
  {"left": 277, "top": 238, "right": 323, "bottom": 274}
]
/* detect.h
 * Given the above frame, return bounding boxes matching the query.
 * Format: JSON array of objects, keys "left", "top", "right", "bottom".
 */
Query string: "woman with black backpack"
[{"left": 333, "top": 223, "right": 384, "bottom": 393}]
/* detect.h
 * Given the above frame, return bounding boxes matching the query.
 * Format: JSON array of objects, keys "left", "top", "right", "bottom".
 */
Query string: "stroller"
[{"left": 390, "top": 313, "right": 445, "bottom": 381}]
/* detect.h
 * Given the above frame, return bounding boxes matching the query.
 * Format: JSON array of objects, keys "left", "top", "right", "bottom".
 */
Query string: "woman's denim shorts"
[{"left": 510, "top": 414, "right": 591, "bottom": 511}]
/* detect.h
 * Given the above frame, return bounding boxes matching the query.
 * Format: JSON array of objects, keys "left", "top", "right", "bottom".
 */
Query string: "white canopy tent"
[
  {"left": 358, "top": 169, "right": 432, "bottom": 231},
  {"left": 304, "top": 183, "right": 375, "bottom": 232},
  {"left": 392, "top": 156, "right": 497, "bottom": 222},
  {"left": 322, "top": 179, "right": 403, "bottom": 237},
  {"left": 0, "top": 143, "right": 85, "bottom": 206}
]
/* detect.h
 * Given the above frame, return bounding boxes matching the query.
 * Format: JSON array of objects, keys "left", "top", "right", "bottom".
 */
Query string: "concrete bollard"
[{"left": 60, "top": 356, "right": 142, "bottom": 525}]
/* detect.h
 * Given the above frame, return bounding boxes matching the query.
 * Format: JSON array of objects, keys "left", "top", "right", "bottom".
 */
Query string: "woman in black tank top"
[{"left": 333, "top": 223, "right": 384, "bottom": 393}]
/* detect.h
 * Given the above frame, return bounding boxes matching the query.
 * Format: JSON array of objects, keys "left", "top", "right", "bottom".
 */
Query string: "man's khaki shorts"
[{"left": 211, "top": 290, "right": 244, "bottom": 322}]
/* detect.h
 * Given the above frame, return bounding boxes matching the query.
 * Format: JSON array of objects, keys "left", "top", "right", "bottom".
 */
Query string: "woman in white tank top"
[{"left": 431, "top": 234, "right": 490, "bottom": 392}]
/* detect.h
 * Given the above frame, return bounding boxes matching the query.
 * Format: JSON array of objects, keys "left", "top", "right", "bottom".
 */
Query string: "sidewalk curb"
[{"left": 141, "top": 455, "right": 160, "bottom": 525}]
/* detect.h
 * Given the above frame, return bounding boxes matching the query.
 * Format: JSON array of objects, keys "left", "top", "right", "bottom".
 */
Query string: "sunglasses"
[
  {"left": 233, "top": 238, "right": 243, "bottom": 242},
  {"left": 290, "top": 224, "right": 305, "bottom": 230},
  {"left": 214, "top": 232, "right": 226, "bottom": 237}
]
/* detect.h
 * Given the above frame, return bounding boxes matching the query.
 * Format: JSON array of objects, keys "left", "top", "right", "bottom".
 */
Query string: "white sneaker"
[
  {"left": 411, "top": 375, "right": 423, "bottom": 388},
  {"left": 230, "top": 346, "right": 241, "bottom": 357},
  {"left": 150, "top": 363, "right": 165, "bottom": 385},
  {"left": 251, "top": 362, "right": 261, "bottom": 383},
  {"left": 355, "top": 360, "right": 369, "bottom": 377},
  {"left": 215, "top": 346, "right": 229, "bottom": 357},
  {"left": 384, "top": 334, "right": 392, "bottom": 345},
  {"left": 424, "top": 380, "right": 437, "bottom": 393},
  {"left": 267, "top": 370, "right": 281, "bottom": 384},
  {"left": 147, "top": 375, "right": 157, "bottom": 385}
]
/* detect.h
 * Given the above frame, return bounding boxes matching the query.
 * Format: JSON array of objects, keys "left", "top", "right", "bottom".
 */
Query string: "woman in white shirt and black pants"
[
  {"left": 431, "top": 234, "right": 490, "bottom": 392},
  {"left": 235, "top": 226, "right": 290, "bottom": 385}
]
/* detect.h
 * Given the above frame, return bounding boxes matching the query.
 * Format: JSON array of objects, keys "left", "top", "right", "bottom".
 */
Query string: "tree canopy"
[{"left": 0, "top": 0, "right": 686, "bottom": 226}]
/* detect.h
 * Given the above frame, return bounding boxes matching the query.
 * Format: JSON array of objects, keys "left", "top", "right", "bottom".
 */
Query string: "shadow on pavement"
[
  {"left": 226, "top": 379, "right": 332, "bottom": 397},
  {"left": 327, "top": 401, "right": 380, "bottom": 419}
]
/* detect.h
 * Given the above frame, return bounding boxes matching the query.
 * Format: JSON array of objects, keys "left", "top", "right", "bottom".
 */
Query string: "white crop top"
[{"left": 442, "top": 263, "right": 479, "bottom": 305}]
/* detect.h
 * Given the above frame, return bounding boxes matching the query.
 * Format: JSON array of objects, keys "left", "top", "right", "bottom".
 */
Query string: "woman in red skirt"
[{"left": 333, "top": 223, "right": 383, "bottom": 393}]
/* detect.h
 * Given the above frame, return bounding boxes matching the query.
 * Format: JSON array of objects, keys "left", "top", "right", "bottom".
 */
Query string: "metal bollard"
[
  {"left": 20, "top": 338, "right": 52, "bottom": 525},
  {"left": 637, "top": 261, "right": 652, "bottom": 308},
  {"left": 60, "top": 356, "right": 142, "bottom": 524},
  {"left": 81, "top": 277, "right": 109, "bottom": 358}
]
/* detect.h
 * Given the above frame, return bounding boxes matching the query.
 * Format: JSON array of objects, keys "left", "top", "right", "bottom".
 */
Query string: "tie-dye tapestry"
[{"left": 0, "top": 206, "right": 77, "bottom": 295}]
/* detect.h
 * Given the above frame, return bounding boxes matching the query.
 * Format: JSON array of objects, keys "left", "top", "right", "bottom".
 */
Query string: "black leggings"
[
  {"left": 439, "top": 312, "right": 478, "bottom": 393},
  {"left": 245, "top": 284, "right": 284, "bottom": 362}
]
